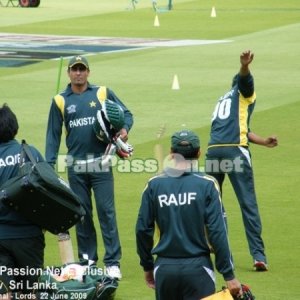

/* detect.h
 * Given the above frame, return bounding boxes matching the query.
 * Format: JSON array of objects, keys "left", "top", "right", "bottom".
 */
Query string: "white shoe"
[{"left": 105, "top": 265, "right": 122, "bottom": 280}]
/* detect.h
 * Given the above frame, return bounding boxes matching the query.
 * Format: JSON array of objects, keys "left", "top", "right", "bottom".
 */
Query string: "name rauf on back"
[{"left": 158, "top": 193, "right": 196, "bottom": 207}]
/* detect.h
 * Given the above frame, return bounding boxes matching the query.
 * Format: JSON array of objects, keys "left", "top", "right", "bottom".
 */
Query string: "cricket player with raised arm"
[
  {"left": 205, "top": 50, "right": 278, "bottom": 272},
  {"left": 136, "top": 129, "right": 243, "bottom": 300}
]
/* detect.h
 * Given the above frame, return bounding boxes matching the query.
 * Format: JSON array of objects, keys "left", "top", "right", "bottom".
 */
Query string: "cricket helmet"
[
  {"left": 93, "top": 100, "right": 125, "bottom": 143},
  {"left": 103, "top": 100, "right": 125, "bottom": 132}
]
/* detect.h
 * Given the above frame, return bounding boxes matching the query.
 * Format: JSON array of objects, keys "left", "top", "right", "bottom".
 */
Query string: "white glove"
[{"left": 114, "top": 136, "right": 134, "bottom": 158}]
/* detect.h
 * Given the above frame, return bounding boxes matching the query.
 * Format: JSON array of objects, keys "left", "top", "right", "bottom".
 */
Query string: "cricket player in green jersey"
[
  {"left": 45, "top": 56, "right": 133, "bottom": 280},
  {"left": 206, "top": 50, "right": 278, "bottom": 272},
  {"left": 136, "top": 130, "right": 242, "bottom": 300},
  {"left": 0, "top": 104, "right": 45, "bottom": 299}
]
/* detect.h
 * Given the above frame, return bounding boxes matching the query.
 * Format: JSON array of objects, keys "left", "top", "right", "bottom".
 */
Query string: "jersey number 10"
[{"left": 212, "top": 98, "right": 232, "bottom": 121}]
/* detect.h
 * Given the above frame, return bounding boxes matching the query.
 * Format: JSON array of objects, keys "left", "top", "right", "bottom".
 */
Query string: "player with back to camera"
[
  {"left": 0, "top": 103, "right": 45, "bottom": 300},
  {"left": 136, "top": 129, "right": 243, "bottom": 300},
  {"left": 45, "top": 55, "right": 133, "bottom": 280},
  {"left": 205, "top": 50, "right": 278, "bottom": 271}
]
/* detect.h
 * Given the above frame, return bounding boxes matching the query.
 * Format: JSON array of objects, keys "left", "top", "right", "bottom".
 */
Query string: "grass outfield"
[{"left": 1, "top": 0, "right": 300, "bottom": 299}]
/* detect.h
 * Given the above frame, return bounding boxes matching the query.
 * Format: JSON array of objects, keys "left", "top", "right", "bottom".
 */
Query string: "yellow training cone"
[
  {"left": 211, "top": 6, "right": 216, "bottom": 17},
  {"left": 172, "top": 74, "right": 180, "bottom": 90},
  {"left": 154, "top": 15, "right": 160, "bottom": 27}
]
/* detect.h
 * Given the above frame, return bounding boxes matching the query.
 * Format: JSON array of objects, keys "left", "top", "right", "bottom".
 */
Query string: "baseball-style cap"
[
  {"left": 171, "top": 130, "right": 200, "bottom": 154},
  {"left": 68, "top": 55, "right": 89, "bottom": 69}
]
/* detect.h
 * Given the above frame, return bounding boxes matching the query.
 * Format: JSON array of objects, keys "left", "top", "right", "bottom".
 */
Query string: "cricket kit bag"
[
  {"left": 0, "top": 140, "right": 85, "bottom": 234},
  {"left": 37, "top": 262, "right": 118, "bottom": 300}
]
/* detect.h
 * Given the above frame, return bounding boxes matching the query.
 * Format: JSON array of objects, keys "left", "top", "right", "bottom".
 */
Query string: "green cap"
[
  {"left": 171, "top": 130, "right": 200, "bottom": 154},
  {"left": 68, "top": 55, "right": 89, "bottom": 69}
]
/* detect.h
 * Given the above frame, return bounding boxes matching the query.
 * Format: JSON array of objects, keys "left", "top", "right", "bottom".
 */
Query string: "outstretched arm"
[
  {"left": 248, "top": 132, "right": 278, "bottom": 148},
  {"left": 234, "top": 50, "right": 255, "bottom": 98},
  {"left": 239, "top": 50, "right": 254, "bottom": 76}
]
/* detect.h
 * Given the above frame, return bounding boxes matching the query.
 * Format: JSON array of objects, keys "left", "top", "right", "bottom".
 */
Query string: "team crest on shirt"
[
  {"left": 66, "top": 104, "right": 76, "bottom": 114},
  {"left": 89, "top": 101, "right": 96, "bottom": 108}
]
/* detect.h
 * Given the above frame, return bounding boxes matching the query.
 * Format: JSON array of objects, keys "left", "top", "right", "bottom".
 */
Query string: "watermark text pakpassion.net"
[{"left": 55, "top": 154, "right": 244, "bottom": 175}]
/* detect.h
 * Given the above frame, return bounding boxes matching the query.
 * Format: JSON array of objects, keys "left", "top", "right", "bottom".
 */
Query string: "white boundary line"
[{"left": 0, "top": 33, "right": 232, "bottom": 48}]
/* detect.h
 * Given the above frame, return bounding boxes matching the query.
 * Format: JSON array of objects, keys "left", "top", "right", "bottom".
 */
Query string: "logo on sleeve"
[{"left": 66, "top": 104, "right": 76, "bottom": 114}]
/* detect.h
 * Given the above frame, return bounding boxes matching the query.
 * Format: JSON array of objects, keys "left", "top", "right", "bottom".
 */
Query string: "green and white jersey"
[
  {"left": 208, "top": 73, "right": 256, "bottom": 147},
  {"left": 46, "top": 83, "right": 133, "bottom": 164},
  {"left": 136, "top": 169, "right": 235, "bottom": 279}
]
